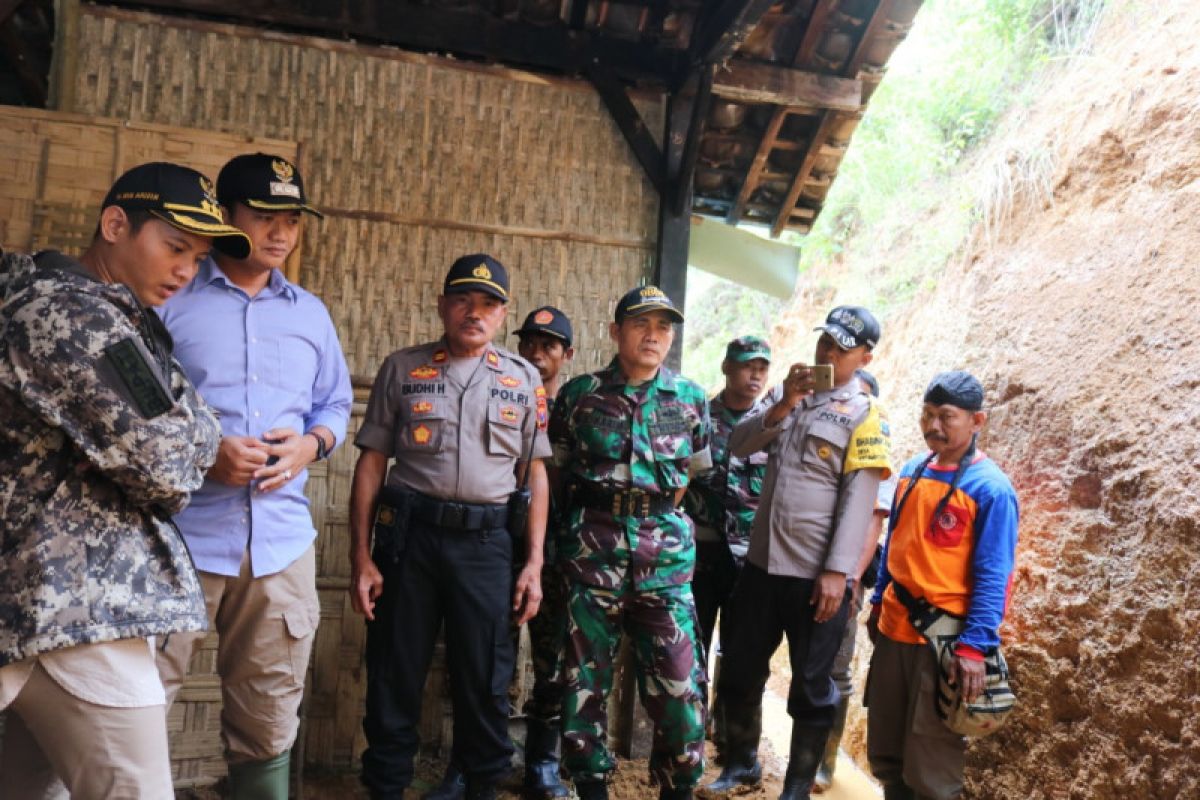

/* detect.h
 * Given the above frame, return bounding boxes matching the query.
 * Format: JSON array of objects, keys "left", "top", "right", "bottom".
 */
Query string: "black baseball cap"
[
  {"left": 924, "top": 370, "right": 984, "bottom": 411},
  {"left": 725, "top": 335, "right": 771, "bottom": 363},
  {"left": 614, "top": 285, "right": 684, "bottom": 323},
  {"left": 814, "top": 305, "right": 881, "bottom": 350},
  {"left": 101, "top": 162, "right": 251, "bottom": 259},
  {"left": 444, "top": 254, "right": 509, "bottom": 302},
  {"left": 216, "top": 153, "right": 323, "bottom": 219},
  {"left": 515, "top": 306, "right": 573, "bottom": 347},
  {"left": 855, "top": 368, "right": 880, "bottom": 397}
]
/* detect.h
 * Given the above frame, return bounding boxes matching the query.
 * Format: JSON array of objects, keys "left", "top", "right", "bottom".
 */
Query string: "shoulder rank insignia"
[
  {"left": 432, "top": 349, "right": 448, "bottom": 364},
  {"left": 486, "top": 351, "right": 500, "bottom": 368}
]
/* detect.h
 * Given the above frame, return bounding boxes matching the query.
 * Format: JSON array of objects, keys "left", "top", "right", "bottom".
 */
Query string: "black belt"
[
  {"left": 410, "top": 491, "right": 508, "bottom": 531},
  {"left": 575, "top": 483, "right": 677, "bottom": 518}
]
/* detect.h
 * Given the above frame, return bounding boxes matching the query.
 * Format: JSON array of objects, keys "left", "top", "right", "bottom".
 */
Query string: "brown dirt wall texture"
[{"left": 768, "top": 2, "right": 1200, "bottom": 798}]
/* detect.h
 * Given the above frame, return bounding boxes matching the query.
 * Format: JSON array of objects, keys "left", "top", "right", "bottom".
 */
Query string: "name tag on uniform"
[{"left": 102, "top": 338, "right": 173, "bottom": 418}]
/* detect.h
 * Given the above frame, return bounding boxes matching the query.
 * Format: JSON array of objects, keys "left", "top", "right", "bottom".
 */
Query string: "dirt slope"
[{"left": 768, "top": 3, "right": 1200, "bottom": 797}]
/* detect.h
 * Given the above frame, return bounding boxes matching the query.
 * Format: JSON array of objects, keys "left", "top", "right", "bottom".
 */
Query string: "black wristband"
[{"left": 307, "top": 431, "right": 329, "bottom": 461}]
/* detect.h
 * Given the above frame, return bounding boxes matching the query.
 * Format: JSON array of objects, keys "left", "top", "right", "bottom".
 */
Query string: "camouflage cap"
[{"left": 724, "top": 335, "right": 771, "bottom": 363}]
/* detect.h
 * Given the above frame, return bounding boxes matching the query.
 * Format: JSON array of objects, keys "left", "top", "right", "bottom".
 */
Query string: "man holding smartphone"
[
  {"left": 706, "top": 307, "right": 891, "bottom": 800},
  {"left": 156, "top": 154, "right": 352, "bottom": 799}
]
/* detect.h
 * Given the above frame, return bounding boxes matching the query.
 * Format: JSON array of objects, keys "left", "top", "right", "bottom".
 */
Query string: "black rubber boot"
[
  {"left": 423, "top": 762, "right": 466, "bottom": 800},
  {"left": 659, "top": 786, "right": 695, "bottom": 800},
  {"left": 702, "top": 698, "right": 763, "bottom": 795},
  {"left": 465, "top": 779, "right": 497, "bottom": 800},
  {"left": 778, "top": 723, "right": 830, "bottom": 800},
  {"left": 523, "top": 718, "right": 570, "bottom": 798},
  {"left": 574, "top": 779, "right": 609, "bottom": 800},
  {"left": 882, "top": 783, "right": 917, "bottom": 800},
  {"left": 814, "top": 695, "right": 850, "bottom": 793}
]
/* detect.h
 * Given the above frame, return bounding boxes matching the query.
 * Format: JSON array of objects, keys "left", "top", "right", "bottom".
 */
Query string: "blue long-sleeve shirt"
[{"left": 159, "top": 258, "right": 352, "bottom": 577}]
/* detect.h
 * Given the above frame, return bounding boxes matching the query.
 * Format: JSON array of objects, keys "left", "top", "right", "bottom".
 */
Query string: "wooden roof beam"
[
  {"left": 98, "top": 0, "right": 686, "bottom": 83},
  {"left": 713, "top": 61, "right": 861, "bottom": 113},
  {"left": 0, "top": 0, "right": 27, "bottom": 26},
  {"left": 688, "top": 0, "right": 776, "bottom": 66},
  {"left": 588, "top": 63, "right": 665, "bottom": 196}
]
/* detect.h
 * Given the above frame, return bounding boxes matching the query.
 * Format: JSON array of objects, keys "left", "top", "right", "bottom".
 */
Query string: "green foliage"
[
  {"left": 797, "top": 0, "right": 1108, "bottom": 289},
  {"left": 682, "top": 278, "right": 785, "bottom": 391}
]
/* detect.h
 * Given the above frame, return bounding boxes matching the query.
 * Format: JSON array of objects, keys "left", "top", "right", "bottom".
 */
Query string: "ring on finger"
[{"left": 283, "top": 469, "right": 292, "bottom": 480}]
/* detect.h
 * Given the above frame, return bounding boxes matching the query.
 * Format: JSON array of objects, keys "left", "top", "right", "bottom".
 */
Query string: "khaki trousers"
[
  {"left": 157, "top": 546, "right": 319, "bottom": 764},
  {"left": 866, "top": 635, "right": 966, "bottom": 800},
  {"left": 0, "top": 662, "right": 172, "bottom": 799}
]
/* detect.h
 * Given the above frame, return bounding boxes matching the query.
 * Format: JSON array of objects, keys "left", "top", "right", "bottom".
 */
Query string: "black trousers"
[
  {"left": 360, "top": 520, "right": 515, "bottom": 794},
  {"left": 717, "top": 563, "right": 851, "bottom": 729},
  {"left": 691, "top": 540, "right": 741, "bottom": 656}
]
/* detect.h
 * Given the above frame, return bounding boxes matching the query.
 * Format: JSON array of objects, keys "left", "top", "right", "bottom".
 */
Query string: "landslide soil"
[{"left": 768, "top": 3, "right": 1200, "bottom": 797}]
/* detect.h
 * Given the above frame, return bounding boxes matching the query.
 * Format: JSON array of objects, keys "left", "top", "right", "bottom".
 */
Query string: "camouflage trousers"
[
  {"left": 523, "top": 560, "right": 569, "bottom": 724},
  {"left": 561, "top": 580, "right": 707, "bottom": 789}
]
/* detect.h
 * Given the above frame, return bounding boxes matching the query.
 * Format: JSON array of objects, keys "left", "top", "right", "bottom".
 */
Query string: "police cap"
[{"left": 444, "top": 254, "right": 509, "bottom": 302}]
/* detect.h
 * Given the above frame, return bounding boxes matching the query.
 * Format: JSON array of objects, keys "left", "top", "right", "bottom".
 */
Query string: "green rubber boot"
[{"left": 228, "top": 751, "right": 291, "bottom": 800}]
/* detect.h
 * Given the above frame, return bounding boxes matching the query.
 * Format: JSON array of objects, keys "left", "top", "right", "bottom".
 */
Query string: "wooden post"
[{"left": 655, "top": 83, "right": 697, "bottom": 371}]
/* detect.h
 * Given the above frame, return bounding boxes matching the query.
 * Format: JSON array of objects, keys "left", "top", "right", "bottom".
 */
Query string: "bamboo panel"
[{"left": 0, "top": 105, "right": 296, "bottom": 257}]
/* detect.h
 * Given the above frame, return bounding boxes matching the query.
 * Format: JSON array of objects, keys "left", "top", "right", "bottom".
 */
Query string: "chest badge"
[
  {"left": 818, "top": 445, "right": 832, "bottom": 460},
  {"left": 409, "top": 366, "right": 439, "bottom": 380},
  {"left": 411, "top": 400, "right": 433, "bottom": 415},
  {"left": 499, "top": 376, "right": 521, "bottom": 388},
  {"left": 413, "top": 424, "right": 432, "bottom": 445},
  {"left": 500, "top": 406, "right": 519, "bottom": 423}
]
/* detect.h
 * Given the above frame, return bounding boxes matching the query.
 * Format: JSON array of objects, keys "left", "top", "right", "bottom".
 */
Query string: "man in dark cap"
[
  {"left": 155, "top": 153, "right": 352, "bottom": 798},
  {"left": 710, "top": 306, "right": 892, "bottom": 800},
  {"left": 0, "top": 162, "right": 238, "bottom": 796},
  {"left": 549, "top": 285, "right": 712, "bottom": 800},
  {"left": 683, "top": 335, "right": 771, "bottom": 780},
  {"left": 514, "top": 305, "right": 575, "bottom": 798},
  {"left": 866, "top": 371, "right": 1018, "bottom": 800},
  {"left": 350, "top": 254, "right": 551, "bottom": 800}
]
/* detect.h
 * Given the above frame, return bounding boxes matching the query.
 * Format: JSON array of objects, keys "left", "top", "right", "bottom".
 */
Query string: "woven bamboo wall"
[
  {"left": 0, "top": 105, "right": 295, "bottom": 257},
  {"left": 56, "top": 2, "right": 663, "bottom": 780},
  {"left": 62, "top": 4, "right": 661, "bottom": 380}
]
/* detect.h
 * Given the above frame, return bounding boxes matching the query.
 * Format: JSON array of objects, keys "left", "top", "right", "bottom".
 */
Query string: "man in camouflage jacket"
[
  {"left": 681, "top": 335, "right": 771, "bottom": 761},
  {"left": 0, "top": 162, "right": 241, "bottom": 797},
  {"left": 549, "top": 286, "right": 712, "bottom": 800}
]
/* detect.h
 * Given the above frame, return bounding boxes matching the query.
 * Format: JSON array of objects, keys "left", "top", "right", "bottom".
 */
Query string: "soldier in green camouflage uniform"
[
  {"left": 681, "top": 336, "right": 770, "bottom": 778},
  {"left": 549, "top": 286, "right": 712, "bottom": 800},
  {"left": 0, "top": 162, "right": 244, "bottom": 797}
]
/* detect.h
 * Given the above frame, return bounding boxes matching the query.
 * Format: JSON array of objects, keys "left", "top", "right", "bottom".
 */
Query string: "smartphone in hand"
[{"left": 811, "top": 364, "right": 835, "bottom": 393}]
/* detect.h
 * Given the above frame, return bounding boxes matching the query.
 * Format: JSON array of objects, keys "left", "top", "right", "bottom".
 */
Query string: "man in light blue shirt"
[{"left": 156, "top": 153, "right": 352, "bottom": 799}]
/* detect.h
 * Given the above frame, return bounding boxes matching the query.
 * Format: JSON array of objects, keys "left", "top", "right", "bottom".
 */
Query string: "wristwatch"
[{"left": 307, "top": 431, "right": 330, "bottom": 461}]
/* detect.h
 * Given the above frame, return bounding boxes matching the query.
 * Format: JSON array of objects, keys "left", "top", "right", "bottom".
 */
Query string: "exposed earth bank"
[{"left": 770, "top": 3, "right": 1200, "bottom": 798}]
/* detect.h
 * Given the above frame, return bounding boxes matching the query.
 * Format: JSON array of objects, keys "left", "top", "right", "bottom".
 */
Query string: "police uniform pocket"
[
  {"left": 398, "top": 399, "right": 448, "bottom": 453},
  {"left": 487, "top": 401, "right": 525, "bottom": 457},
  {"left": 802, "top": 419, "right": 850, "bottom": 467},
  {"left": 283, "top": 603, "right": 320, "bottom": 689}
]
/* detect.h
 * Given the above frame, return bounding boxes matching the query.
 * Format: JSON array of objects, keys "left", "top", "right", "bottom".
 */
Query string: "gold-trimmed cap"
[
  {"left": 444, "top": 254, "right": 509, "bottom": 302},
  {"left": 614, "top": 284, "right": 684, "bottom": 323},
  {"left": 216, "top": 153, "right": 324, "bottom": 220},
  {"left": 103, "top": 162, "right": 251, "bottom": 259}
]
